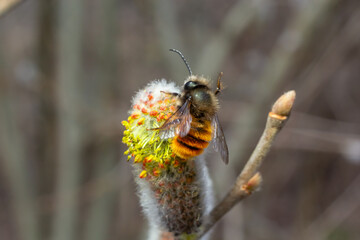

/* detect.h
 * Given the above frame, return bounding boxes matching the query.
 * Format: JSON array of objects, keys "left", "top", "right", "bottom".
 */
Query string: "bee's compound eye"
[{"left": 184, "top": 81, "right": 197, "bottom": 90}]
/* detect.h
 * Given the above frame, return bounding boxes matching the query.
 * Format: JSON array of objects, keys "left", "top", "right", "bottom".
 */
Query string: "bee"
[{"left": 155, "top": 49, "right": 229, "bottom": 164}]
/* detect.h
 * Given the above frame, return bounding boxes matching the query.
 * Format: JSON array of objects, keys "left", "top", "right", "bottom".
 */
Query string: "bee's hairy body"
[{"left": 171, "top": 76, "right": 218, "bottom": 159}]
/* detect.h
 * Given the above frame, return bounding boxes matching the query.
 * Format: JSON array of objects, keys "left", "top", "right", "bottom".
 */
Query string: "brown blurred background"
[{"left": 0, "top": 0, "right": 360, "bottom": 239}]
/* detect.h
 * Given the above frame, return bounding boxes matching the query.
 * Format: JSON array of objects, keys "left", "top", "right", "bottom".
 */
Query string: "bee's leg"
[
  {"left": 160, "top": 91, "right": 180, "bottom": 97},
  {"left": 214, "top": 72, "right": 223, "bottom": 95}
]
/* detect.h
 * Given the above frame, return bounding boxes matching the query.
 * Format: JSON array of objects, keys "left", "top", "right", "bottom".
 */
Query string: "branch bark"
[{"left": 198, "top": 91, "right": 296, "bottom": 238}]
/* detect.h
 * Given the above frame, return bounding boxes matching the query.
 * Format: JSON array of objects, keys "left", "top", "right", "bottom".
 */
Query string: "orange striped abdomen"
[{"left": 172, "top": 120, "right": 212, "bottom": 159}]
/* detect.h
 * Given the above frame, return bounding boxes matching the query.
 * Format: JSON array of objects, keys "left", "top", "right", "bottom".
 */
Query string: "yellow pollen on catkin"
[
  {"left": 121, "top": 84, "right": 182, "bottom": 178},
  {"left": 139, "top": 170, "right": 147, "bottom": 178}
]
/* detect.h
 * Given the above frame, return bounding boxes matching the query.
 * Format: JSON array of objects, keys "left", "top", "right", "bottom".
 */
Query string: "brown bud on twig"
[
  {"left": 241, "top": 172, "right": 262, "bottom": 195},
  {"left": 270, "top": 90, "right": 296, "bottom": 119}
]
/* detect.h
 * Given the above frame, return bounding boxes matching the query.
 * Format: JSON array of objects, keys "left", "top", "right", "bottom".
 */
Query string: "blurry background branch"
[
  {"left": 153, "top": 0, "right": 184, "bottom": 81},
  {"left": 296, "top": 8, "right": 360, "bottom": 108},
  {"left": 51, "top": 1, "right": 84, "bottom": 240},
  {"left": 0, "top": 0, "right": 23, "bottom": 18},
  {"left": 36, "top": 0, "right": 56, "bottom": 236},
  {"left": 0, "top": 57, "right": 40, "bottom": 240},
  {"left": 228, "top": 0, "right": 339, "bottom": 166},
  {"left": 82, "top": 0, "right": 120, "bottom": 240},
  {"left": 195, "top": 0, "right": 257, "bottom": 76},
  {"left": 303, "top": 173, "right": 360, "bottom": 239}
]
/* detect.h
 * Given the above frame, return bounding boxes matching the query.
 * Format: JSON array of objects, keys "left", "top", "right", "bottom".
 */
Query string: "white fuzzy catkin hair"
[
  {"left": 136, "top": 156, "right": 214, "bottom": 240},
  {"left": 131, "top": 79, "right": 180, "bottom": 110}
]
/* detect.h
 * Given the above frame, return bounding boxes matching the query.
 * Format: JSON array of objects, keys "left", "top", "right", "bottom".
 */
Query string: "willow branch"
[{"left": 199, "top": 90, "right": 296, "bottom": 238}]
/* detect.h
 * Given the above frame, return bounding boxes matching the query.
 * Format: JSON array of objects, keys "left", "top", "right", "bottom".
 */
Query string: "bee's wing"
[
  {"left": 212, "top": 114, "right": 229, "bottom": 164},
  {"left": 156, "top": 99, "right": 192, "bottom": 139}
]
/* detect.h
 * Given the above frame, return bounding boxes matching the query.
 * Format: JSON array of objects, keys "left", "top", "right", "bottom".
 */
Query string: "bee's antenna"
[{"left": 169, "top": 48, "right": 193, "bottom": 76}]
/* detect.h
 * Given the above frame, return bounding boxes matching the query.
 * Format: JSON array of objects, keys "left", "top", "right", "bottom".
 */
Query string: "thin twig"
[{"left": 198, "top": 91, "right": 296, "bottom": 238}]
